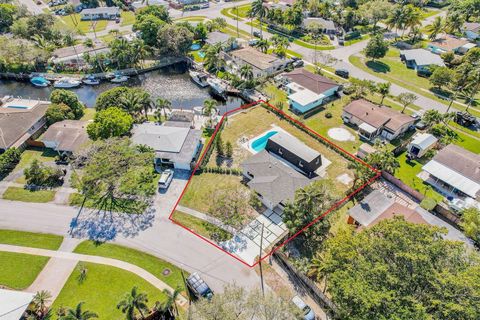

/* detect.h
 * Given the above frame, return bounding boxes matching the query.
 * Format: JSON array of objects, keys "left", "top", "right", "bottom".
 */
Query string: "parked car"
[
  {"left": 335, "top": 68, "right": 349, "bottom": 78},
  {"left": 455, "top": 111, "right": 477, "bottom": 127},
  {"left": 115, "top": 17, "right": 120, "bottom": 23},
  {"left": 292, "top": 296, "right": 315, "bottom": 320},
  {"left": 338, "top": 37, "right": 345, "bottom": 46},
  {"left": 186, "top": 272, "right": 213, "bottom": 300},
  {"left": 253, "top": 31, "right": 261, "bottom": 38},
  {"left": 248, "top": 38, "right": 259, "bottom": 46},
  {"left": 158, "top": 169, "right": 174, "bottom": 190},
  {"left": 292, "top": 59, "right": 304, "bottom": 68},
  {"left": 415, "top": 121, "right": 428, "bottom": 131}
]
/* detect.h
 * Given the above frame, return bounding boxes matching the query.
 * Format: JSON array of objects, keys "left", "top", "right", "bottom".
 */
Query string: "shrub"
[
  {"left": 24, "top": 159, "right": 64, "bottom": 188},
  {"left": 0, "top": 148, "right": 21, "bottom": 178},
  {"left": 325, "top": 112, "right": 333, "bottom": 118},
  {"left": 420, "top": 197, "right": 437, "bottom": 211}
]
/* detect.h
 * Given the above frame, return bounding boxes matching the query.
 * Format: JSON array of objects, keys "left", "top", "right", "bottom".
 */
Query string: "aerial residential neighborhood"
[{"left": 0, "top": 0, "right": 479, "bottom": 318}]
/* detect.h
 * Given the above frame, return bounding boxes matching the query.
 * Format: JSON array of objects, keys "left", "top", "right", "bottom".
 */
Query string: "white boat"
[
  {"left": 82, "top": 75, "right": 100, "bottom": 85},
  {"left": 207, "top": 77, "right": 227, "bottom": 99},
  {"left": 30, "top": 76, "right": 50, "bottom": 87},
  {"left": 53, "top": 77, "right": 81, "bottom": 88},
  {"left": 189, "top": 70, "right": 209, "bottom": 88},
  {"left": 110, "top": 74, "right": 129, "bottom": 83}
]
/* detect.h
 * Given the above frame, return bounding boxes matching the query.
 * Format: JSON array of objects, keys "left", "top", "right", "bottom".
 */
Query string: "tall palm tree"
[
  {"left": 271, "top": 35, "right": 290, "bottom": 57},
  {"left": 155, "top": 288, "right": 182, "bottom": 318},
  {"left": 250, "top": 0, "right": 268, "bottom": 38},
  {"left": 426, "top": 16, "right": 444, "bottom": 40},
  {"left": 445, "top": 11, "right": 464, "bottom": 34},
  {"left": 117, "top": 287, "right": 149, "bottom": 320},
  {"left": 377, "top": 82, "right": 391, "bottom": 105},
  {"left": 119, "top": 90, "right": 146, "bottom": 120},
  {"left": 203, "top": 43, "right": 224, "bottom": 73},
  {"left": 154, "top": 97, "right": 172, "bottom": 123},
  {"left": 240, "top": 64, "right": 254, "bottom": 81},
  {"left": 202, "top": 99, "right": 218, "bottom": 127},
  {"left": 59, "top": 302, "right": 98, "bottom": 320},
  {"left": 32, "top": 290, "right": 52, "bottom": 317}
]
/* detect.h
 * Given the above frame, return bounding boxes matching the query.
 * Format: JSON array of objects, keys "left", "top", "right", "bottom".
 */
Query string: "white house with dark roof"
[
  {"left": 302, "top": 17, "right": 336, "bottom": 34},
  {"left": 463, "top": 22, "right": 480, "bottom": 40},
  {"left": 131, "top": 122, "right": 202, "bottom": 171},
  {"left": 400, "top": 49, "right": 445, "bottom": 73},
  {"left": 80, "top": 7, "right": 120, "bottom": 20}
]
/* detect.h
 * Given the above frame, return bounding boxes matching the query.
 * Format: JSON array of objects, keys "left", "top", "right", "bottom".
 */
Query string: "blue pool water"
[
  {"left": 198, "top": 51, "right": 206, "bottom": 58},
  {"left": 251, "top": 131, "right": 278, "bottom": 152},
  {"left": 7, "top": 105, "right": 29, "bottom": 109},
  {"left": 190, "top": 43, "right": 201, "bottom": 51}
]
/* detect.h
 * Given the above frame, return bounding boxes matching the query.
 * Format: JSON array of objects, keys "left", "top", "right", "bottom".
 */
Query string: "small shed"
[
  {"left": 408, "top": 133, "right": 437, "bottom": 158},
  {"left": 356, "top": 143, "right": 376, "bottom": 160}
]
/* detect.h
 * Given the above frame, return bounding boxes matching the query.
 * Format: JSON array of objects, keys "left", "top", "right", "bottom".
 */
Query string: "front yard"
[
  {"left": 0, "top": 252, "right": 50, "bottom": 289},
  {"left": 2, "top": 186, "right": 56, "bottom": 203},
  {"left": 0, "top": 229, "right": 63, "bottom": 250},
  {"left": 171, "top": 210, "right": 232, "bottom": 242}
]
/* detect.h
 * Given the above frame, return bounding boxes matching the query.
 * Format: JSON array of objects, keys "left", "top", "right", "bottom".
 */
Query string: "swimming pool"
[
  {"left": 251, "top": 130, "right": 278, "bottom": 152},
  {"left": 190, "top": 43, "right": 201, "bottom": 51},
  {"left": 6, "top": 105, "right": 29, "bottom": 109},
  {"left": 198, "top": 51, "right": 206, "bottom": 58}
]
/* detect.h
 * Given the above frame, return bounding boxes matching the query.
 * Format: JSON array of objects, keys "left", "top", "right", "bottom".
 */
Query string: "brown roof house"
[
  {"left": 427, "top": 34, "right": 472, "bottom": 55},
  {"left": 51, "top": 39, "right": 109, "bottom": 67},
  {"left": 0, "top": 97, "right": 50, "bottom": 152},
  {"left": 222, "top": 47, "right": 292, "bottom": 78},
  {"left": 342, "top": 99, "right": 415, "bottom": 141},
  {"left": 280, "top": 68, "right": 341, "bottom": 114},
  {"left": 348, "top": 190, "right": 472, "bottom": 245},
  {"left": 40, "top": 120, "right": 90, "bottom": 156},
  {"left": 420, "top": 144, "right": 480, "bottom": 202}
]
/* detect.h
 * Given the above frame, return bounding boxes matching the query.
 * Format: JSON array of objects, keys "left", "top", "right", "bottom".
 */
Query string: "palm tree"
[
  {"left": 59, "top": 302, "right": 98, "bottom": 320},
  {"left": 153, "top": 97, "right": 172, "bottom": 123},
  {"left": 117, "top": 287, "right": 149, "bottom": 320},
  {"left": 426, "top": 16, "right": 444, "bottom": 40},
  {"left": 257, "top": 39, "right": 270, "bottom": 53},
  {"left": 308, "top": 252, "right": 329, "bottom": 293},
  {"left": 250, "top": 0, "right": 268, "bottom": 38},
  {"left": 119, "top": 90, "right": 146, "bottom": 120},
  {"left": 203, "top": 43, "right": 224, "bottom": 73},
  {"left": 155, "top": 288, "right": 182, "bottom": 318},
  {"left": 271, "top": 35, "right": 290, "bottom": 57},
  {"left": 445, "top": 11, "right": 464, "bottom": 34},
  {"left": 202, "top": 99, "right": 218, "bottom": 128},
  {"left": 377, "top": 82, "right": 391, "bottom": 105},
  {"left": 240, "top": 64, "right": 254, "bottom": 81},
  {"left": 32, "top": 290, "right": 52, "bottom": 317}
]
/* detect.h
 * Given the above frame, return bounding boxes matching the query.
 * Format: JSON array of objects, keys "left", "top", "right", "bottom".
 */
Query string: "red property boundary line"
[{"left": 168, "top": 100, "right": 380, "bottom": 268}]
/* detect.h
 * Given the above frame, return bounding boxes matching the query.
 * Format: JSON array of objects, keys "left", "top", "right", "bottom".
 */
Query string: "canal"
[{"left": 0, "top": 65, "right": 245, "bottom": 114}]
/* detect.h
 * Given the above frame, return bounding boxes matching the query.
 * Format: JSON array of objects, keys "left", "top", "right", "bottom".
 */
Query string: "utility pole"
[
  {"left": 259, "top": 222, "right": 265, "bottom": 297},
  {"left": 235, "top": 6, "right": 239, "bottom": 39}
]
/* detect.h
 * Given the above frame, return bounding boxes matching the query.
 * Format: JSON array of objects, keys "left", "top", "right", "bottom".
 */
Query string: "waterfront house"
[
  {"left": 0, "top": 97, "right": 49, "bottom": 152},
  {"left": 302, "top": 17, "right": 336, "bottom": 34},
  {"left": 399, "top": 49, "right": 445, "bottom": 74},
  {"left": 80, "top": 7, "right": 120, "bottom": 20},
  {"left": 463, "top": 22, "right": 480, "bottom": 41},
  {"left": 131, "top": 122, "right": 202, "bottom": 171},
  {"left": 50, "top": 39, "right": 109, "bottom": 67},
  {"left": 241, "top": 131, "right": 321, "bottom": 210},
  {"left": 222, "top": 47, "right": 292, "bottom": 78},
  {"left": 407, "top": 132, "right": 437, "bottom": 158},
  {"left": 347, "top": 190, "right": 472, "bottom": 244},
  {"left": 342, "top": 99, "right": 415, "bottom": 141},
  {"left": 420, "top": 144, "right": 480, "bottom": 202},
  {"left": 40, "top": 120, "right": 90, "bottom": 156},
  {"left": 205, "top": 31, "right": 238, "bottom": 50},
  {"left": 427, "top": 35, "right": 471, "bottom": 54},
  {"left": 280, "top": 68, "right": 340, "bottom": 114}
]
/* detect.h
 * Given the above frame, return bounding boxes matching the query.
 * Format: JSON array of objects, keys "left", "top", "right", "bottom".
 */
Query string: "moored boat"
[
  {"left": 189, "top": 70, "right": 209, "bottom": 88},
  {"left": 30, "top": 76, "right": 50, "bottom": 87},
  {"left": 82, "top": 75, "right": 100, "bottom": 85},
  {"left": 207, "top": 77, "right": 227, "bottom": 99},
  {"left": 53, "top": 77, "right": 81, "bottom": 88},
  {"left": 110, "top": 74, "right": 129, "bottom": 83}
]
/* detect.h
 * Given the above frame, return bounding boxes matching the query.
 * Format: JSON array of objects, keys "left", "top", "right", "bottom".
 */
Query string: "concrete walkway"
[{"left": 0, "top": 243, "right": 188, "bottom": 307}]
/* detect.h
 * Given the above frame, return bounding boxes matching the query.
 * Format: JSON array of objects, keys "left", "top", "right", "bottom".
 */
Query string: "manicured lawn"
[
  {"left": 57, "top": 14, "right": 108, "bottom": 34},
  {"left": 51, "top": 262, "right": 167, "bottom": 319},
  {"left": 180, "top": 173, "right": 247, "bottom": 212},
  {"left": 174, "top": 16, "right": 207, "bottom": 23},
  {"left": 0, "top": 230, "right": 63, "bottom": 250},
  {"left": 453, "top": 130, "right": 480, "bottom": 154},
  {"left": 171, "top": 210, "right": 232, "bottom": 241},
  {"left": 120, "top": 10, "right": 136, "bottom": 26},
  {"left": 394, "top": 151, "right": 443, "bottom": 202},
  {"left": 221, "top": 4, "right": 250, "bottom": 20},
  {"left": 73, "top": 241, "right": 187, "bottom": 290},
  {"left": 344, "top": 34, "right": 370, "bottom": 46},
  {"left": 16, "top": 147, "right": 57, "bottom": 169},
  {"left": 2, "top": 187, "right": 56, "bottom": 203},
  {"left": 80, "top": 108, "right": 96, "bottom": 121},
  {"left": 0, "top": 252, "right": 49, "bottom": 289}
]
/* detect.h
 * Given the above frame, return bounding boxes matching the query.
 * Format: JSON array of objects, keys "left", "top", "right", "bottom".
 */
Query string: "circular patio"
[{"left": 327, "top": 127, "right": 355, "bottom": 142}]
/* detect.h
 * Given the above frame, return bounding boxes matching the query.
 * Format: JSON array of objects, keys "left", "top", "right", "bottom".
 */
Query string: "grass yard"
[
  {"left": 221, "top": 4, "right": 251, "bottom": 20},
  {"left": 120, "top": 10, "right": 136, "bottom": 26},
  {"left": 16, "top": 147, "right": 57, "bottom": 169},
  {"left": 0, "top": 230, "right": 63, "bottom": 250},
  {"left": 0, "top": 252, "right": 49, "bottom": 289},
  {"left": 453, "top": 130, "right": 480, "bottom": 154},
  {"left": 56, "top": 14, "right": 108, "bottom": 34},
  {"left": 344, "top": 34, "right": 370, "bottom": 46},
  {"left": 74, "top": 241, "right": 187, "bottom": 291},
  {"left": 80, "top": 108, "right": 96, "bottom": 121},
  {"left": 51, "top": 262, "right": 167, "bottom": 319},
  {"left": 394, "top": 151, "right": 443, "bottom": 202},
  {"left": 171, "top": 210, "right": 233, "bottom": 241},
  {"left": 2, "top": 187, "right": 56, "bottom": 203}
]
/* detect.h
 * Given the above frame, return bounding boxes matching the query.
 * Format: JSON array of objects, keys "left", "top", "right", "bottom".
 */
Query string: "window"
[{"left": 278, "top": 148, "right": 283, "bottom": 155}]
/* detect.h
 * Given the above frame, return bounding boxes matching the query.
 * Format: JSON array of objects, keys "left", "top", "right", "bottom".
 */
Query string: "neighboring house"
[
  {"left": 0, "top": 288, "right": 35, "bottom": 320},
  {"left": 427, "top": 35, "right": 471, "bottom": 54},
  {"left": 463, "top": 22, "right": 480, "bottom": 41},
  {"left": 222, "top": 47, "right": 292, "bottom": 78},
  {"left": 40, "top": 120, "right": 90, "bottom": 156},
  {"left": 420, "top": 144, "right": 480, "bottom": 202},
  {"left": 164, "top": 110, "right": 195, "bottom": 128},
  {"left": 407, "top": 133, "right": 437, "bottom": 158},
  {"left": 280, "top": 68, "right": 341, "bottom": 114},
  {"left": 131, "top": 122, "right": 202, "bottom": 171},
  {"left": 241, "top": 131, "right": 321, "bottom": 209},
  {"left": 131, "top": 0, "right": 169, "bottom": 10},
  {"left": 50, "top": 39, "right": 109, "bottom": 66},
  {"left": 205, "top": 31, "right": 238, "bottom": 50},
  {"left": 80, "top": 7, "right": 120, "bottom": 20},
  {"left": 302, "top": 17, "right": 336, "bottom": 34},
  {"left": 399, "top": 49, "right": 445, "bottom": 73},
  {"left": 342, "top": 99, "right": 415, "bottom": 141},
  {"left": 0, "top": 97, "right": 50, "bottom": 152},
  {"left": 347, "top": 190, "right": 472, "bottom": 245}
]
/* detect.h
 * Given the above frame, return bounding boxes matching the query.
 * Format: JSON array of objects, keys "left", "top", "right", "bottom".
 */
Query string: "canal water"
[{"left": 0, "top": 65, "right": 244, "bottom": 114}]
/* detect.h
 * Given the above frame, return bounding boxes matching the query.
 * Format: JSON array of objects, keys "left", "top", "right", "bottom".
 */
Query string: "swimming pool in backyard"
[{"left": 250, "top": 130, "right": 278, "bottom": 152}]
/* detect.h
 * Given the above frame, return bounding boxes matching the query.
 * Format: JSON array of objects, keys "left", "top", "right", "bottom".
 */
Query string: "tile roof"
[
  {"left": 230, "top": 47, "right": 282, "bottom": 70},
  {"left": 282, "top": 68, "right": 338, "bottom": 95},
  {"left": 464, "top": 22, "right": 480, "bottom": 33},
  {"left": 429, "top": 34, "right": 470, "bottom": 51}
]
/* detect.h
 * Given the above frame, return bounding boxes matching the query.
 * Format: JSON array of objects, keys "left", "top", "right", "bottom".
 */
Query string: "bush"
[
  {"left": 0, "top": 148, "right": 21, "bottom": 178},
  {"left": 420, "top": 197, "right": 437, "bottom": 211},
  {"left": 45, "top": 103, "right": 75, "bottom": 125},
  {"left": 24, "top": 159, "right": 64, "bottom": 188},
  {"left": 325, "top": 112, "right": 333, "bottom": 118}
]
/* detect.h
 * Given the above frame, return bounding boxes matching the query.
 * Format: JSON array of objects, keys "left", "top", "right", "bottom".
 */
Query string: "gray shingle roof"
[
  {"left": 41, "top": 120, "right": 89, "bottom": 152},
  {"left": 268, "top": 131, "right": 320, "bottom": 162},
  {"left": 348, "top": 190, "right": 395, "bottom": 226},
  {"left": 400, "top": 49, "right": 445, "bottom": 67}
]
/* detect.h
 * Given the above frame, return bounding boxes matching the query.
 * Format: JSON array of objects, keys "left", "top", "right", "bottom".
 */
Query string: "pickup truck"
[{"left": 186, "top": 272, "right": 213, "bottom": 300}]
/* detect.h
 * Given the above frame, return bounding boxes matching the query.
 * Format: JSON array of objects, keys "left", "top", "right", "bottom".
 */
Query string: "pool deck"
[{"left": 1, "top": 98, "right": 48, "bottom": 110}]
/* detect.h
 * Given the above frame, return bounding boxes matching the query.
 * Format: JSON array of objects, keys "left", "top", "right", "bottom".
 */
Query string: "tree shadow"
[
  {"left": 69, "top": 206, "right": 156, "bottom": 242},
  {"left": 366, "top": 60, "right": 390, "bottom": 73},
  {"left": 429, "top": 87, "right": 452, "bottom": 100}
]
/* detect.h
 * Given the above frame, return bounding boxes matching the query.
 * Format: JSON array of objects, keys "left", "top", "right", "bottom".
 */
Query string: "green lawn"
[
  {"left": 73, "top": 241, "right": 187, "bottom": 291},
  {"left": 120, "top": 10, "right": 136, "bottom": 26},
  {"left": 0, "top": 230, "right": 63, "bottom": 250},
  {"left": 16, "top": 147, "right": 57, "bottom": 169},
  {"left": 394, "top": 152, "right": 443, "bottom": 202},
  {"left": 344, "top": 34, "right": 370, "bottom": 46},
  {"left": 171, "top": 210, "right": 232, "bottom": 241},
  {"left": 0, "top": 252, "right": 50, "bottom": 289},
  {"left": 51, "top": 262, "right": 167, "bottom": 319},
  {"left": 2, "top": 187, "right": 56, "bottom": 203},
  {"left": 57, "top": 14, "right": 108, "bottom": 34},
  {"left": 80, "top": 108, "right": 96, "bottom": 121},
  {"left": 221, "top": 4, "right": 250, "bottom": 20},
  {"left": 453, "top": 130, "right": 480, "bottom": 154}
]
